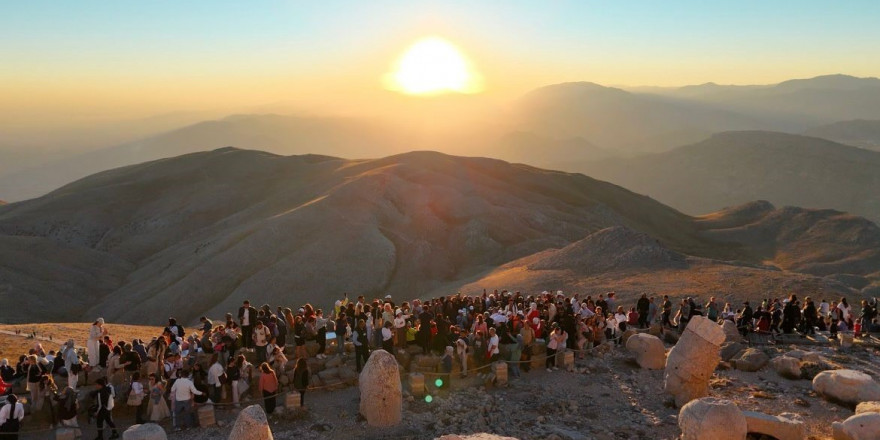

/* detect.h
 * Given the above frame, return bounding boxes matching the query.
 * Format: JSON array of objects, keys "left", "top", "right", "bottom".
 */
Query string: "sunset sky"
[{"left": 3, "top": 0, "right": 880, "bottom": 133}]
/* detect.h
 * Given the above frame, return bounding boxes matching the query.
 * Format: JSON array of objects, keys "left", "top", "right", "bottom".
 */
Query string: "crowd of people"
[{"left": 0, "top": 290, "right": 877, "bottom": 439}]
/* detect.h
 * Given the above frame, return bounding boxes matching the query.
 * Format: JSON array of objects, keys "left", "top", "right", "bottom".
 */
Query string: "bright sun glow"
[{"left": 386, "top": 37, "right": 482, "bottom": 95}]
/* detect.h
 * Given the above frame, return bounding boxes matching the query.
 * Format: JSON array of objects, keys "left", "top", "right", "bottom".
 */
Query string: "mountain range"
[
  {"left": 1, "top": 149, "right": 877, "bottom": 324},
  {"left": 569, "top": 131, "right": 880, "bottom": 224},
  {"left": 804, "top": 119, "right": 880, "bottom": 150},
  {"left": 3, "top": 74, "right": 880, "bottom": 203}
]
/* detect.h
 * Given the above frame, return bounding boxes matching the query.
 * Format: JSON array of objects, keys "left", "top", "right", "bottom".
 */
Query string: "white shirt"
[
  {"left": 253, "top": 325, "right": 270, "bottom": 347},
  {"left": 170, "top": 377, "right": 203, "bottom": 401},
  {"left": 64, "top": 347, "right": 78, "bottom": 367},
  {"left": 208, "top": 363, "right": 225, "bottom": 387},
  {"left": 488, "top": 335, "right": 499, "bottom": 355},
  {"left": 838, "top": 303, "right": 851, "bottom": 321},
  {"left": 130, "top": 381, "right": 144, "bottom": 396},
  {"left": 242, "top": 309, "right": 250, "bottom": 326},
  {"left": 0, "top": 402, "right": 25, "bottom": 424},
  {"left": 164, "top": 359, "right": 181, "bottom": 379},
  {"left": 393, "top": 316, "right": 406, "bottom": 329},
  {"left": 819, "top": 302, "right": 830, "bottom": 316},
  {"left": 381, "top": 327, "right": 393, "bottom": 341}
]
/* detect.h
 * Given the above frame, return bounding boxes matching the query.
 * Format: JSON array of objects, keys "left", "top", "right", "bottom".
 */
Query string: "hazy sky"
[{"left": 2, "top": 0, "right": 880, "bottom": 133}]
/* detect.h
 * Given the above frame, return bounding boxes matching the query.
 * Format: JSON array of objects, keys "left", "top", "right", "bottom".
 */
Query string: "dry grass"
[{"left": 0, "top": 322, "right": 164, "bottom": 359}]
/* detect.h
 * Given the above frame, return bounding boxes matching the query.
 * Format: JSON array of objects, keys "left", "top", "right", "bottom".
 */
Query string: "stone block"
[
  {"left": 743, "top": 411, "right": 805, "bottom": 440},
  {"left": 679, "top": 397, "right": 747, "bottom": 440},
  {"left": 198, "top": 405, "right": 216, "bottom": 427},
  {"left": 562, "top": 351, "right": 574, "bottom": 371},
  {"left": 285, "top": 391, "right": 301, "bottom": 409},
  {"left": 493, "top": 362, "right": 508, "bottom": 386},
  {"left": 409, "top": 373, "right": 425, "bottom": 397}
]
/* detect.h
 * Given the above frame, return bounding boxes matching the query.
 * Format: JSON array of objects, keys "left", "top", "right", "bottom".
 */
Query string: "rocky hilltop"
[{"left": 0, "top": 149, "right": 878, "bottom": 324}]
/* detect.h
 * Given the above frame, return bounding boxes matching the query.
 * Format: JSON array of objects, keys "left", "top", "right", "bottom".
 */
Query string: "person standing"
[
  {"left": 62, "top": 340, "right": 81, "bottom": 391},
  {"left": 238, "top": 300, "right": 257, "bottom": 351},
  {"left": 545, "top": 323, "right": 559, "bottom": 371},
  {"left": 661, "top": 296, "right": 673, "bottom": 328},
  {"left": 314, "top": 309, "right": 328, "bottom": 359},
  {"left": 128, "top": 372, "right": 146, "bottom": 424},
  {"left": 88, "top": 318, "right": 106, "bottom": 368},
  {"left": 352, "top": 319, "right": 370, "bottom": 372},
  {"left": 170, "top": 369, "right": 203, "bottom": 431},
  {"left": 93, "top": 378, "right": 119, "bottom": 440},
  {"left": 147, "top": 374, "right": 170, "bottom": 422},
  {"left": 0, "top": 394, "right": 25, "bottom": 440},
  {"left": 335, "top": 312, "right": 348, "bottom": 356},
  {"left": 705, "top": 297, "right": 719, "bottom": 323},
  {"left": 25, "top": 355, "right": 42, "bottom": 413},
  {"left": 636, "top": 294, "right": 650, "bottom": 328},
  {"left": 802, "top": 298, "right": 818, "bottom": 336},
  {"left": 381, "top": 321, "right": 394, "bottom": 353},
  {"left": 292, "top": 358, "right": 309, "bottom": 408},
  {"left": 206, "top": 354, "right": 225, "bottom": 404},
  {"left": 455, "top": 330, "right": 470, "bottom": 377},
  {"left": 647, "top": 297, "right": 658, "bottom": 326},
  {"left": 252, "top": 321, "right": 272, "bottom": 365},
  {"left": 486, "top": 327, "right": 500, "bottom": 364},
  {"left": 258, "top": 363, "right": 278, "bottom": 415}
]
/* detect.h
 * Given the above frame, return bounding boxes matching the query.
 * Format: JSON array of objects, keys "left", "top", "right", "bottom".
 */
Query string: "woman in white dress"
[
  {"left": 146, "top": 373, "right": 170, "bottom": 422},
  {"left": 87, "top": 318, "right": 105, "bottom": 367}
]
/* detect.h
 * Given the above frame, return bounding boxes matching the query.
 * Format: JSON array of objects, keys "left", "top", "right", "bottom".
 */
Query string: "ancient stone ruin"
[
  {"left": 664, "top": 316, "right": 725, "bottom": 406},
  {"left": 625, "top": 333, "right": 665, "bottom": 370},
  {"left": 122, "top": 423, "right": 168, "bottom": 440},
  {"left": 678, "top": 397, "right": 747, "bottom": 440},
  {"left": 228, "top": 404, "right": 274, "bottom": 440},
  {"left": 359, "top": 349, "right": 403, "bottom": 427}
]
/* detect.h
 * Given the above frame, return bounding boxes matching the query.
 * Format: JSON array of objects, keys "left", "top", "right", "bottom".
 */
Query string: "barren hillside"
[{"left": 0, "top": 149, "right": 877, "bottom": 324}]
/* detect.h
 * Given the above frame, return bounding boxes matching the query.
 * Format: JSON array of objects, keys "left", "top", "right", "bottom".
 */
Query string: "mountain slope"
[
  {"left": 0, "top": 149, "right": 715, "bottom": 323},
  {"left": 1, "top": 149, "right": 877, "bottom": 324},
  {"left": 572, "top": 131, "right": 880, "bottom": 223},
  {"left": 804, "top": 119, "right": 880, "bottom": 150}
]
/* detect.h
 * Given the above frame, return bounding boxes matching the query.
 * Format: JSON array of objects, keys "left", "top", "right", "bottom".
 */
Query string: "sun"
[{"left": 386, "top": 36, "right": 482, "bottom": 96}]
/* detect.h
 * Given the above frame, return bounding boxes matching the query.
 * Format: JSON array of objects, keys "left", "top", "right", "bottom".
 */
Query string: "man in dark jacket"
[
  {"left": 238, "top": 300, "right": 258, "bottom": 350},
  {"left": 352, "top": 319, "right": 370, "bottom": 372},
  {"left": 738, "top": 301, "right": 754, "bottom": 336},
  {"left": 93, "top": 378, "right": 119, "bottom": 439},
  {"left": 636, "top": 294, "right": 650, "bottom": 328}
]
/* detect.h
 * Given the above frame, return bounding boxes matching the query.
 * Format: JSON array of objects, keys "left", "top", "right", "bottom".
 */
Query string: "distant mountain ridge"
[
  {"left": 3, "top": 74, "right": 880, "bottom": 203},
  {"left": 0, "top": 149, "right": 876, "bottom": 324},
  {"left": 804, "top": 119, "right": 880, "bottom": 150},
  {"left": 571, "top": 131, "right": 880, "bottom": 223}
]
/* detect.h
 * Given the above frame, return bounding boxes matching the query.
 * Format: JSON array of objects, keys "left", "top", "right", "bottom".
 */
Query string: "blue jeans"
[
  {"left": 336, "top": 334, "right": 345, "bottom": 355},
  {"left": 173, "top": 399, "right": 195, "bottom": 429}
]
